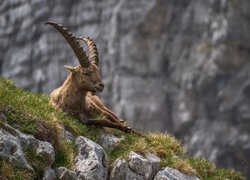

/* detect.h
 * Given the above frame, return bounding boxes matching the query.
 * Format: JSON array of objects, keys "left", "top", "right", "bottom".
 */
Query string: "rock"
[
  {"left": 145, "top": 152, "right": 161, "bottom": 178},
  {"left": 74, "top": 136, "right": 108, "bottom": 180},
  {"left": 0, "top": 124, "right": 34, "bottom": 172},
  {"left": 64, "top": 130, "right": 75, "bottom": 142},
  {"left": 36, "top": 141, "right": 55, "bottom": 170},
  {"left": 43, "top": 168, "right": 56, "bottom": 180},
  {"left": 110, "top": 151, "right": 160, "bottom": 180},
  {"left": 0, "top": 121, "right": 55, "bottom": 174},
  {"left": 110, "top": 158, "right": 144, "bottom": 180},
  {"left": 110, "top": 159, "right": 128, "bottom": 180},
  {"left": 128, "top": 151, "right": 153, "bottom": 179},
  {"left": 154, "top": 167, "right": 200, "bottom": 180},
  {"left": 99, "top": 131, "right": 124, "bottom": 149},
  {"left": 0, "top": 111, "right": 7, "bottom": 123},
  {"left": 55, "top": 167, "right": 77, "bottom": 180}
]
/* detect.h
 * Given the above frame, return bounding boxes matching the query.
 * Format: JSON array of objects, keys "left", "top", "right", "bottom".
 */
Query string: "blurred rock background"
[{"left": 0, "top": 0, "right": 250, "bottom": 178}]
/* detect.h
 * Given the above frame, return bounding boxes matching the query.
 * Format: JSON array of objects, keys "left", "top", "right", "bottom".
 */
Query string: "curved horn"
[
  {"left": 78, "top": 36, "right": 99, "bottom": 66},
  {"left": 45, "top": 21, "right": 90, "bottom": 68}
]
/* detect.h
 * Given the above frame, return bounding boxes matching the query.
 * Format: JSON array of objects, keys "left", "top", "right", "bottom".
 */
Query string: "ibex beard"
[{"left": 46, "top": 21, "right": 123, "bottom": 126}]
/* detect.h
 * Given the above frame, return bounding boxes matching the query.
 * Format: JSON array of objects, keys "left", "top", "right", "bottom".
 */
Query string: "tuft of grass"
[
  {"left": 24, "top": 147, "right": 47, "bottom": 178},
  {"left": 53, "top": 140, "right": 75, "bottom": 169},
  {"left": 0, "top": 158, "right": 34, "bottom": 180},
  {"left": 172, "top": 158, "right": 196, "bottom": 176},
  {"left": 0, "top": 77, "right": 245, "bottom": 180},
  {"left": 188, "top": 157, "right": 244, "bottom": 180}
]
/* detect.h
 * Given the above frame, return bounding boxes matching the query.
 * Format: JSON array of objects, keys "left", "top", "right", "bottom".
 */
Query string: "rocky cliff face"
[{"left": 1, "top": 0, "right": 250, "bottom": 178}]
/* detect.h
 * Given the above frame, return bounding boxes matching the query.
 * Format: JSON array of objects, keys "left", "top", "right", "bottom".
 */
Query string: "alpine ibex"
[{"left": 46, "top": 21, "right": 132, "bottom": 133}]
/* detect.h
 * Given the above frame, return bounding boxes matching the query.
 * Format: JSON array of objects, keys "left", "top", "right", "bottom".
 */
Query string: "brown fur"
[{"left": 50, "top": 64, "right": 122, "bottom": 124}]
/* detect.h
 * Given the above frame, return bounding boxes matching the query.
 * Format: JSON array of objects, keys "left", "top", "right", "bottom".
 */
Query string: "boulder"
[
  {"left": 110, "top": 158, "right": 144, "bottom": 180},
  {"left": 36, "top": 141, "right": 55, "bottom": 170},
  {"left": 0, "top": 119, "right": 55, "bottom": 174},
  {"left": 128, "top": 151, "right": 153, "bottom": 179},
  {"left": 55, "top": 167, "right": 77, "bottom": 180},
  {"left": 43, "top": 168, "right": 56, "bottom": 180},
  {"left": 154, "top": 167, "right": 200, "bottom": 180},
  {"left": 145, "top": 152, "right": 161, "bottom": 178},
  {"left": 74, "top": 136, "right": 108, "bottom": 180},
  {"left": 110, "top": 151, "right": 160, "bottom": 180},
  {"left": 0, "top": 123, "right": 34, "bottom": 172},
  {"left": 99, "top": 131, "right": 124, "bottom": 149}
]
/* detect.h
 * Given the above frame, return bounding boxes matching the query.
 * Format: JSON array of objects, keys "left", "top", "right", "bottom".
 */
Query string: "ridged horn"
[
  {"left": 78, "top": 36, "right": 99, "bottom": 66},
  {"left": 45, "top": 21, "right": 90, "bottom": 68}
]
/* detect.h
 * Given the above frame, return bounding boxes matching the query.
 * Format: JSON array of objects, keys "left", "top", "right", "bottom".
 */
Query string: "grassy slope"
[{"left": 0, "top": 77, "right": 244, "bottom": 180}]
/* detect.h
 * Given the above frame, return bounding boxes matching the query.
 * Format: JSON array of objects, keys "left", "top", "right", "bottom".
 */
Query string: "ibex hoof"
[
  {"left": 119, "top": 119, "right": 124, "bottom": 123},
  {"left": 127, "top": 126, "right": 132, "bottom": 130}
]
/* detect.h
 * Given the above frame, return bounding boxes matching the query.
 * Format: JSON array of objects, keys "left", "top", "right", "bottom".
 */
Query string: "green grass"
[
  {"left": 0, "top": 77, "right": 245, "bottom": 180},
  {"left": 0, "top": 157, "right": 35, "bottom": 180},
  {"left": 0, "top": 77, "right": 100, "bottom": 174}
]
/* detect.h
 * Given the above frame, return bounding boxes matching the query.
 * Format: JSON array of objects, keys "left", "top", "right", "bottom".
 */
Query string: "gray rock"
[
  {"left": 0, "top": 124, "right": 34, "bottom": 172},
  {"left": 110, "top": 158, "right": 144, "bottom": 180},
  {"left": 64, "top": 130, "right": 75, "bottom": 142},
  {"left": 55, "top": 167, "right": 77, "bottom": 180},
  {"left": 0, "top": 112, "right": 7, "bottom": 123},
  {"left": 110, "top": 151, "right": 158, "bottom": 180},
  {"left": 43, "top": 168, "right": 56, "bottom": 180},
  {"left": 74, "top": 136, "right": 108, "bottom": 180},
  {"left": 128, "top": 151, "right": 153, "bottom": 179},
  {"left": 145, "top": 152, "right": 161, "bottom": 178},
  {"left": 99, "top": 131, "right": 124, "bottom": 149},
  {"left": 110, "top": 159, "right": 128, "bottom": 180},
  {"left": 154, "top": 167, "right": 200, "bottom": 180},
  {"left": 36, "top": 141, "right": 55, "bottom": 169},
  {"left": 0, "top": 121, "right": 55, "bottom": 174}
]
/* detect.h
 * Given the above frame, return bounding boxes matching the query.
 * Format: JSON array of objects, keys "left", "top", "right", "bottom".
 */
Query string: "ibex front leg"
[
  {"left": 86, "top": 94, "right": 124, "bottom": 124},
  {"left": 77, "top": 113, "right": 132, "bottom": 133}
]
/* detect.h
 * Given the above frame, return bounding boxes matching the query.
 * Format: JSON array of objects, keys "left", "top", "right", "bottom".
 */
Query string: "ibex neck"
[{"left": 61, "top": 73, "right": 87, "bottom": 111}]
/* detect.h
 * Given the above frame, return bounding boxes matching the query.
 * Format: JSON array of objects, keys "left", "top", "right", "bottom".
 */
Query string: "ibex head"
[{"left": 46, "top": 21, "right": 104, "bottom": 95}]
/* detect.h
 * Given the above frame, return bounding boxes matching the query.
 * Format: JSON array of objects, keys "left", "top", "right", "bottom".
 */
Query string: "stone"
[
  {"left": 74, "top": 136, "right": 108, "bottom": 180},
  {"left": 145, "top": 152, "right": 161, "bottom": 178},
  {"left": 110, "top": 158, "right": 144, "bottom": 180},
  {"left": 110, "top": 159, "right": 128, "bottom": 180},
  {"left": 0, "top": 126, "right": 34, "bottom": 172},
  {"left": 99, "top": 131, "right": 124, "bottom": 149},
  {"left": 154, "top": 167, "right": 200, "bottom": 180},
  {"left": 64, "top": 130, "right": 75, "bottom": 142},
  {"left": 0, "top": 121, "right": 55, "bottom": 174},
  {"left": 110, "top": 152, "right": 160, "bottom": 180},
  {"left": 128, "top": 151, "right": 153, "bottom": 179},
  {"left": 43, "top": 168, "right": 56, "bottom": 180},
  {"left": 36, "top": 141, "right": 55, "bottom": 170},
  {"left": 55, "top": 167, "right": 77, "bottom": 180},
  {"left": 0, "top": 111, "right": 7, "bottom": 123}
]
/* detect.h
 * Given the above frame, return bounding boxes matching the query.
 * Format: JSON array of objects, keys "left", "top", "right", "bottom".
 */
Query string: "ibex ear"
[{"left": 64, "top": 65, "right": 76, "bottom": 73}]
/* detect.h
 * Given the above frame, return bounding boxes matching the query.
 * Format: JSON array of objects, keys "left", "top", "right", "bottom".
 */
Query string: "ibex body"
[{"left": 47, "top": 21, "right": 122, "bottom": 124}]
